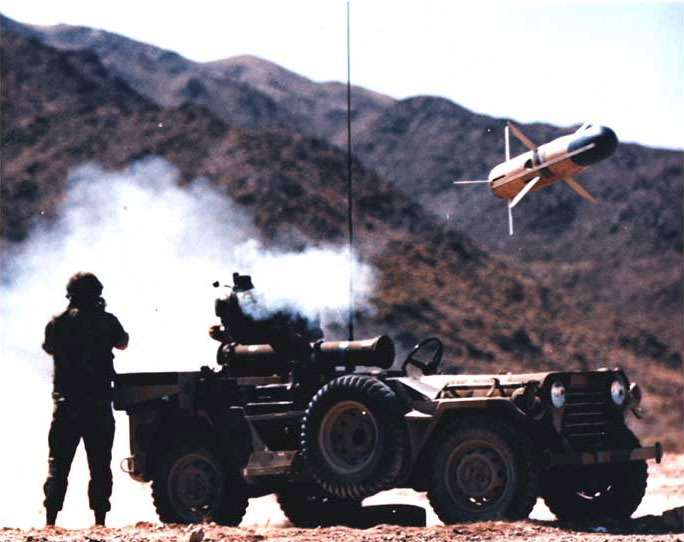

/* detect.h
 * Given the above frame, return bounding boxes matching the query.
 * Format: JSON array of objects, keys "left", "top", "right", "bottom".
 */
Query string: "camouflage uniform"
[{"left": 42, "top": 273, "right": 128, "bottom": 525}]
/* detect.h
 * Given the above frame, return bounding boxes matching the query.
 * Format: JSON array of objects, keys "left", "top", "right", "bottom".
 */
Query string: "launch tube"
[
  {"left": 315, "top": 335, "right": 395, "bottom": 368},
  {"left": 219, "top": 335, "right": 395, "bottom": 370}
]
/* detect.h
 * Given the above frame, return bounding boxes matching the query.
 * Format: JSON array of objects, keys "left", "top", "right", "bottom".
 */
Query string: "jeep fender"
[
  {"left": 128, "top": 407, "right": 251, "bottom": 481},
  {"left": 406, "top": 398, "right": 531, "bottom": 464}
]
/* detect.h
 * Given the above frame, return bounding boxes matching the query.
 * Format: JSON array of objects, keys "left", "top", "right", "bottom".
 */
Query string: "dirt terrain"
[{"left": 3, "top": 455, "right": 681, "bottom": 542}]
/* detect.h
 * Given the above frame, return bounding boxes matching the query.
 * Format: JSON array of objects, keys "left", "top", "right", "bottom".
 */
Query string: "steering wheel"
[{"left": 402, "top": 337, "right": 443, "bottom": 375}]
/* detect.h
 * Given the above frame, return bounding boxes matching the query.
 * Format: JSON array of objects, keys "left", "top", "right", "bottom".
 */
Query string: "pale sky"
[{"left": 1, "top": 0, "right": 682, "bottom": 149}]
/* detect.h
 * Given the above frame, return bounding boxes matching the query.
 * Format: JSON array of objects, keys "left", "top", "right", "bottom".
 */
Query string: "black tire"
[
  {"left": 427, "top": 416, "right": 537, "bottom": 523},
  {"left": 301, "top": 375, "right": 409, "bottom": 500},
  {"left": 277, "top": 486, "right": 362, "bottom": 527},
  {"left": 152, "top": 444, "right": 248, "bottom": 525},
  {"left": 540, "top": 429, "right": 648, "bottom": 520}
]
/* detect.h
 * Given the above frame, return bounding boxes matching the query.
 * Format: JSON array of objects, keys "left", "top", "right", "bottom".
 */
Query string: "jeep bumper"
[{"left": 546, "top": 442, "right": 663, "bottom": 467}]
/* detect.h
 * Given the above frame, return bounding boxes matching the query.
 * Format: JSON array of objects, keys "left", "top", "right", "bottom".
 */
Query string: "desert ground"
[{"left": 2, "top": 454, "right": 681, "bottom": 542}]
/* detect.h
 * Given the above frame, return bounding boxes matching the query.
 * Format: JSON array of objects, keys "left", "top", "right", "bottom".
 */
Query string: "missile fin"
[
  {"left": 509, "top": 176, "right": 541, "bottom": 209},
  {"left": 507, "top": 121, "right": 538, "bottom": 151},
  {"left": 508, "top": 202, "right": 514, "bottom": 236},
  {"left": 505, "top": 124, "right": 511, "bottom": 161},
  {"left": 564, "top": 176, "right": 598, "bottom": 203}
]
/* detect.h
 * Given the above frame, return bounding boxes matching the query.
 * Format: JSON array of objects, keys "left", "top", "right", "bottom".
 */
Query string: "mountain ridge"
[
  {"left": 1, "top": 18, "right": 681, "bottom": 449},
  {"left": 8, "top": 15, "right": 679, "bottom": 257}
]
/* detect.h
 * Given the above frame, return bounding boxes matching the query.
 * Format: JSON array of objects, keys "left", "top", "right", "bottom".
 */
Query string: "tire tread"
[{"left": 301, "top": 375, "right": 408, "bottom": 500}]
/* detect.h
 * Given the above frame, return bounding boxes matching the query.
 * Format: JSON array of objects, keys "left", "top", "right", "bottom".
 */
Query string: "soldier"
[{"left": 42, "top": 272, "right": 129, "bottom": 527}]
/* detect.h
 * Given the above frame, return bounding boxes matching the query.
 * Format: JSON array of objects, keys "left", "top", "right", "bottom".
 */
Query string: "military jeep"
[
  {"left": 113, "top": 278, "right": 662, "bottom": 527},
  {"left": 114, "top": 339, "right": 663, "bottom": 526}
]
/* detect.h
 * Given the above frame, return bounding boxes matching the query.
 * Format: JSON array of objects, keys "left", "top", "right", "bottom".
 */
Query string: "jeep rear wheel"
[
  {"left": 427, "top": 417, "right": 536, "bottom": 523},
  {"left": 152, "top": 445, "right": 247, "bottom": 525},
  {"left": 301, "top": 375, "right": 408, "bottom": 500},
  {"left": 319, "top": 399, "right": 380, "bottom": 475},
  {"left": 540, "top": 429, "right": 647, "bottom": 520}
]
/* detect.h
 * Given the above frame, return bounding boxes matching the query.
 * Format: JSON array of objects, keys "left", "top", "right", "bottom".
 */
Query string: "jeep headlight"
[
  {"left": 611, "top": 378, "right": 626, "bottom": 406},
  {"left": 550, "top": 381, "right": 565, "bottom": 408}
]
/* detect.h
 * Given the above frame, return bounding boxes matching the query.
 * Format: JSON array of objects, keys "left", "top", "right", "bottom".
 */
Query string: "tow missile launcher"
[{"left": 114, "top": 275, "right": 663, "bottom": 527}]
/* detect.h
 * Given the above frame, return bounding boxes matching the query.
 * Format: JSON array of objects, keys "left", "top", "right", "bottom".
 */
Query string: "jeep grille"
[{"left": 562, "top": 389, "right": 609, "bottom": 450}]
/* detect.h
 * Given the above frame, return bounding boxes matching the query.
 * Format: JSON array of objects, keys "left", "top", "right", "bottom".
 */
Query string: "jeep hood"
[{"left": 393, "top": 372, "right": 554, "bottom": 400}]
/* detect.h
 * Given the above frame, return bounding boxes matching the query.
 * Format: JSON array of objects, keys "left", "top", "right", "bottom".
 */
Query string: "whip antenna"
[{"left": 346, "top": 0, "right": 355, "bottom": 341}]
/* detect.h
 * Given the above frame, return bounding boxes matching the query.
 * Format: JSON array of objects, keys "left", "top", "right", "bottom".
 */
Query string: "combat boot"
[
  {"left": 46, "top": 508, "right": 58, "bottom": 526},
  {"left": 94, "top": 509, "right": 106, "bottom": 526}
]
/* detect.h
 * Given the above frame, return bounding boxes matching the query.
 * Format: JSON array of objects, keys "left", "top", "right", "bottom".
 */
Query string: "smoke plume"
[{"left": 0, "top": 156, "right": 376, "bottom": 528}]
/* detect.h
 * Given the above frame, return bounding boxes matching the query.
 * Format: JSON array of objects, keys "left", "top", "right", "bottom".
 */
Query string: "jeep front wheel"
[
  {"left": 427, "top": 417, "right": 536, "bottom": 523},
  {"left": 540, "top": 429, "right": 647, "bottom": 520},
  {"left": 152, "top": 445, "right": 248, "bottom": 525}
]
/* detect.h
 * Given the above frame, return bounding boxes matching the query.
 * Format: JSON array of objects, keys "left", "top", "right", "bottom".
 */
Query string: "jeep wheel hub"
[
  {"left": 319, "top": 400, "right": 379, "bottom": 475},
  {"left": 169, "top": 454, "right": 222, "bottom": 515},
  {"left": 456, "top": 452, "right": 499, "bottom": 497},
  {"left": 446, "top": 442, "right": 510, "bottom": 508}
]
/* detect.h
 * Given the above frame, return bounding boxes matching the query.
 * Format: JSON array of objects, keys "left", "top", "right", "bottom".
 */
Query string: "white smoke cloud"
[
  {"left": 0, "top": 156, "right": 376, "bottom": 528},
  {"left": 234, "top": 241, "right": 375, "bottom": 322}
]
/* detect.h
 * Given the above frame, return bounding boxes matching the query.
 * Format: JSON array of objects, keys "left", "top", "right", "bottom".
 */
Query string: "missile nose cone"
[{"left": 568, "top": 125, "right": 618, "bottom": 166}]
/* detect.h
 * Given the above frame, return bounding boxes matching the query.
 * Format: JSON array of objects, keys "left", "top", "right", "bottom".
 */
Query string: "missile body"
[{"left": 488, "top": 125, "right": 618, "bottom": 200}]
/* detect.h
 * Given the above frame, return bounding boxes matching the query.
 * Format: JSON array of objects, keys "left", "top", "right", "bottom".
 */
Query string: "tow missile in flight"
[{"left": 454, "top": 121, "right": 618, "bottom": 235}]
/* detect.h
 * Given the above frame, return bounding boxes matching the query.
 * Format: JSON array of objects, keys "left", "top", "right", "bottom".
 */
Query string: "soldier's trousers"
[{"left": 43, "top": 399, "right": 115, "bottom": 513}]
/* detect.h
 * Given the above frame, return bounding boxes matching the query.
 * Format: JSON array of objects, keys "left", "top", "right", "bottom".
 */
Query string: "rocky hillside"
[
  {"left": 5, "top": 15, "right": 681, "bottom": 357},
  {"left": 350, "top": 96, "right": 683, "bottom": 349},
  {"left": 1, "top": 22, "right": 681, "bottom": 450},
  {"left": 0, "top": 15, "right": 391, "bottom": 144},
  {"left": 9, "top": 14, "right": 680, "bottom": 257}
]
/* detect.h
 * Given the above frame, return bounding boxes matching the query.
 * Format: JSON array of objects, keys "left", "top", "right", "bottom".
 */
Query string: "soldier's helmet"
[{"left": 66, "top": 272, "right": 103, "bottom": 300}]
